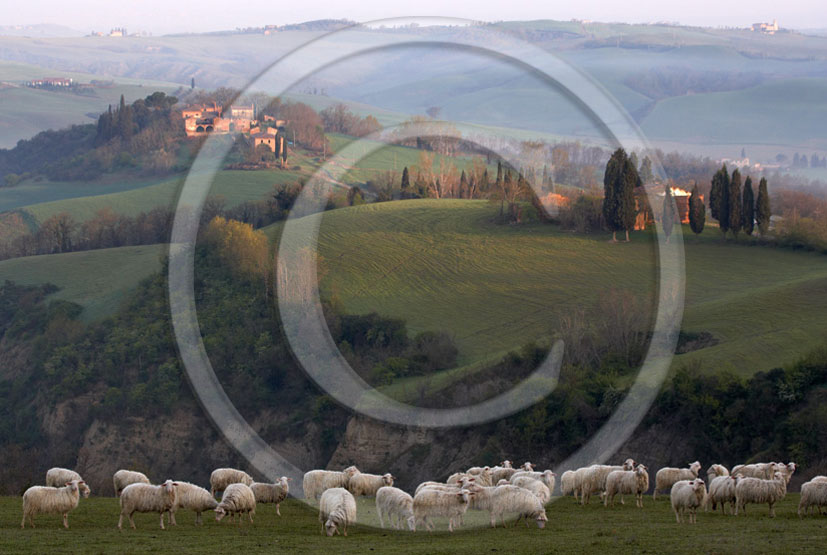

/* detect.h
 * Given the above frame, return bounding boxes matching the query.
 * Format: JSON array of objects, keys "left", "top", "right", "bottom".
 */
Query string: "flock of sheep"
[{"left": 17, "top": 458, "right": 827, "bottom": 536}]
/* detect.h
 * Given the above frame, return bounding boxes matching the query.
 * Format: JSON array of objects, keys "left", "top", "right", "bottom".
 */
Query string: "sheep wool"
[
  {"left": 706, "top": 475, "right": 738, "bottom": 515},
  {"left": 319, "top": 487, "right": 357, "bottom": 536},
  {"left": 113, "top": 469, "right": 150, "bottom": 497},
  {"left": 209, "top": 468, "right": 254, "bottom": 498},
  {"left": 670, "top": 479, "right": 706, "bottom": 523},
  {"left": 250, "top": 477, "right": 290, "bottom": 516},
  {"left": 798, "top": 479, "right": 827, "bottom": 517},
  {"left": 303, "top": 466, "right": 359, "bottom": 500},
  {"left": 735, "top": 472, "right": 787, "bottom": 517},
  {"left": 45, "top": 468, "right": 91, "bottom": 498},
  {"left": 118, "top": 480, "right": 179, "bottom": 530},
  {"left": 215, "top": 483, "right": 256, "bottom": 524},
  {"left": 604, "top": 464, "right": 649, "bottom": 508},
  {"left": 169, "top": 481, "right": 218, "bottom": 525},
  {"left": 376, "top": 486, "right": 415, "bottom": 531},
  {"left": 509, "top": 476, "right": 551, "bottom": 505},
  {"left": 413, "top": 487, "right": 474, "bottom": 532},
  {"left": 347, "top": 472, "right": 393, "bottom": 497},
  {"left": 21, "top": 480, "right": 85, "bottom": 529},
  {"left": 654, "top": 461, "right": 701, "bottom": 501}
]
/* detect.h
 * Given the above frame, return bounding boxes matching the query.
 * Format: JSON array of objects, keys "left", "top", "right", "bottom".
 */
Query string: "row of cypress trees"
[{"left": 708, "top": 164, "right": 771, "bottom": 238}]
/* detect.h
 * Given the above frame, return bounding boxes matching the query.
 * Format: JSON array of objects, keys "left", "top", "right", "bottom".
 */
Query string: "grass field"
[
  {"left": 0, "top": 245, "right": 166, "bottom": 322},
  {"left": 1, "top": 494, "right": 825, "bottom": 554},
  {"left": 277, "top": 199, "right": 827, "bottom": 379}
]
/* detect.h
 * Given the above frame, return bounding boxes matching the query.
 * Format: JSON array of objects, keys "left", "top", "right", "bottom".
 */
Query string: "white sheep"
[
  {"left": 21, "top": 479, "right": 85, "bottom": 529},
  {"left": 500, "top": 460, "right": 513, "bottom": 469},
  {"left": 466, "top": 466, "right": 494, "bottom": 487},
  {"left": 519, "top": 462, "right": 535, "bottom": 471},
  {"left": 776, "top": 462, "right": 797, "bottom": 484},
  {"left": 654, "top": 461, "right": 701, "bottom": 501},
  {"left": 113, "top": 469, "right": 150, "bottom": 497},
  {"left": 706, "top": 464, "right": 729, "bottom": 482},
  {"left": 580, "top": 459, "right": 635, "bottom": 505},
  {"left": 671, "top": 479, "right": 706, "bottom": 523},
  {"left": 605, "top": 464, "right": 649, "bottom": 508},
  {"left": 706, "top": 475, "right": 738, "bottom": 515},
  {"left": 45, "top": 468, "right": 91, "bottom": 498},
  {"left": 250, "top": 477, "right": 290, "bottom": 516},
  {"left": 510, "top": 469, "right": 556, "bottom": 491},
  {"left": 413, "top": 487, "right": 474, "bottom": 532},
  {"left": 560, "top": 470, "right": 578, "bottom": 501},
  {"left": 509, "top": 476, "right": 551, "bottom": 505},
  {"left": 215, "top": 483, "right": 256, "bottom": 524},
  {"left": 376, "top": 486, "right": 415, "bottom": 531},
  {"left": 319, "top": 487, "right": 357, "bottom": 536},
  {"left": 488, "top": 484, "right": 548, "bottom": 528},
  {"left": 415, "top": 477, "right": 475, "bottom": 496},
  {"left": 169, "top": 481, "right": 218, "bottom": 525},
  {"left": 798, "top": 479, "right": 827, "bottom": 517},
  {"left": 303, "top": 466, "right": 359, "bottom": 500},
  {"left": 734, "top": 471, "right": 787, "bottom": 517},
  {"left": 118, "top": 480, "right": 179, "bottom": 530},
  {"left": 209, "top": 468, "right": 254, "bottom": 497},
  {"left": 348, "top": 472, "right": 393, "bottom": 497},
  {"left": 731, "top": 462, "right": 777, "bottom": 480},
  {"left": 491, "top": 465, "right": 518, "bottom": 483}
]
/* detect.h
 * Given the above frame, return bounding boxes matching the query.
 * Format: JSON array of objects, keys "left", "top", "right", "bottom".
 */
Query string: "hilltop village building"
[
  {"left": 182, "top": 103, "right": 286, "bottom": 153},
  {"left": 634, "top": 184, "right": 698, "bottom": 230}
]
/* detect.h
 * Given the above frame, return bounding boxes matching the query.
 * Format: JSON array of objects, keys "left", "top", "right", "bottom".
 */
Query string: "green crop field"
[
  {"left": 1, "top": 494, "right": 824, "bottom": 554},
  {"left": 0, "top": 245, "right": 166, "bottom": 322},
  {"left": 267, "top": 199, "right": 827, "bottom": 380}
]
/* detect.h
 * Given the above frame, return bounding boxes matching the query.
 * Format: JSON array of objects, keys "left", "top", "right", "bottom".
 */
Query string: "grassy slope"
[
  {"left": 1, "top": 495, "right": 825, "bottom": 554},
  {"left": 279, "top": 200, "right": 827, "bottom": 379},
  {"left": 0, "top": 245, "right": 165, "bottom": 321}
]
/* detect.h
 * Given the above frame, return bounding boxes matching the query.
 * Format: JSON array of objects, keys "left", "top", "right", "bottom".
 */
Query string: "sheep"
[
  {"left": 560, "top": 470, "right": 578, "bottom": 501},
  {"left": 776, "top": 462, "right": 797, "bottom": 484},
  {"left": 303, "top": 466, "right": 359, "bottom": 500},
  {"left": 731, "top": 462, "right": 777, "bottom": 480},
  {"left": 605, "top": 464, "right": 649, "bottom": 508},
  {"left": 706, "top": 475, "right": 738, "bottom": 515},
  {"left": 209, "top": 468, "right": 254, "bottom": 498},
  {"left": 45, "top": 468, "right": 91, "bottom": 498},
  {"left": 580, "top": 459, "right": 635, "bottom": 505},
  {"left": 488, "top": 484, "right": 548, "bottom": 529},
  {"left": 348, "top": 472, "right": 393, "bottom": 497},
  {"left": 118, "top": 480, "right": 179, "bottom": 530},
  {"left": 572, "top": 466, "right": 592, "bottom": 501},
  {"left": 653, "top": 461, "right": 701, "bottom": 501},
  {"left": 376, "top": 486, "right": 415, "bottom": 531},
  {"left": 500, "top": 460, "right": 513, "bottom": 469},
  {"left": 519, "top": 462, "right": 535, "bottom": 471},
  {"left": 798, "top": 479, "right": 827, "bottom": 517},
  {"left": 510, "top": 469, "right": 556, "bottom": 491},
  {"left": 509, "top": 476, "right": 551, "bottom": 505},
  {"left": 413, "top": 487, "right": 474, "bottom": 532},
  {"left": 706, "top": 464, "right": 729, "bottom": 482},
  {"left": 734, "top": 471, "right": 787, "bottom": 517},
  {"left": 169, "top": 481, "right": 218, "bottom": 525},
  {"left": 215, "top": 483, "right": 256, "bottom": 524},
  {"left": 670, "top": 479, "right": 706, "bottom": 523},
  {"left": 415, "top": 476, "right": 475, "bottom": 496},
  {"left": 319, "top": 487, "right": 357, "bottom": 536},
  {"left": 21, "top": 479, "right": 85, "bottom": 529},
  {"left": 467, "top": 466, "right": 495, "bottom": 487},
  {"left": 250, "top": 477, "right": 290, "bottom": 516},
  {"left": 491, "top": 465, "right": 518, "bottom": 483},
  {"left": 113, "top": 469, "right": 150, "bottom": 497}
]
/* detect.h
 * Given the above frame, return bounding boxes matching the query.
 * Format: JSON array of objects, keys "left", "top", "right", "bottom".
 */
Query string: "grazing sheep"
[
  {"left": 415, "top": 477, "right": 475, "bottom": 496},
  {"left": 731, "top": 462, "right": 777, "bottom": 480},
  {"left": 488, "top": 484, "right": 548, "bottom": 529},
  {"left": 706, "top": 475, "right": 738, "bottom": 515},
  {"left": 520, "top": 462, "right": 535, "bottom": 471},
  {"left": 580, "top": 459, "right": 635, "bottom": 505},
  {"left": 605, "top": 464, "right": 649, "bottom": 508},
  {"left": 303, "top": 466, "right": 359, "bottom": 500},
  {"left": 560, "top": 470, "right": 578, "bottom": 501},
  {"left": 376, "top": 486, "right": 415, "bottom": 531},
  {"left": 45, "top": 468, "right": 91, "bottom": 498},
  {"left": 319, "top": 487, "right": 357, "bottom": 536},
  {"left": 446, "top": 472, "right": 468, "bottom": 485},
  {"left": 113, "top": 469, "right": 150, "bottom": 497},
  {"left": 209, "top": 468, "right": 254, "bottom": 498},
  {"left": 735, "top": 471, "right": 787, "bottom": 517},
  {"left": 250, "top": 477, "right": 290, "bottom": 516},
  {"left": 348, "top": 472, "right": 393, "bottom": 497},
  {"left": 511, "top": 469, "right": 556, "bottom": 491},
  {"left": 21, "top": 480, "right": 85, "bottom": 529},
  {"left": 466, "top": 466, "right": 495, "bottom": 487},
  {"left": 798, "top": 479, "right": 827, "bottom": 517},
  {"left": 654, "top": 461, "right": 701, "bottom": 501},
  {"left": 169, "top": 481, "right": 218, "bottom": 525},
  {"left": 509, "top": 476, "right": 551, "bottom": 505},
  {"left": 671, "top": 479, "right": 706, "bottom": 523},
  {"left": 572, "top": 467, "right": 592, "bottom": 501},
  {"left": 491, "top": 465, "right": 518, "bottom": 483},
  {"left": 706, "top": 464, "right": 729, "bottom": 482},
  {"left": 413, "top": 488, "right": 474, "bottom": 532},
  {"left": 118, "top": 480, "right": 179, "bottom": 530},
  {"left": 777, "top": 462, "right": 797, "bottom": 484},
  {"left": 215, "top": 483, "right": 256, "bottom": 524}
]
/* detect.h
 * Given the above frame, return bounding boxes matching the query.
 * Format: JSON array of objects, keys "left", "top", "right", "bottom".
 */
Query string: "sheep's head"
[
  {"left": 325, "top": 518, "right": 338, "bottom": 536},
  {"left": 501, "top": 460, "right": 513, "bottom": 469},
  {"left": 689, "top": 461, "right": 701, "bottom": 475},
  {"left": 457, "top": 490, "right": 475, "bottom": 504},
  {"left": 65, "top": 480, "right": 81, "bottom": 495},
  {"left": 635, "top": 465, "right": 648, "bottom": 477},
  {"left": 343, "top": 466, "right": 359, "bottom": 478},
  {"left": 279, "top": 476, "right": 291, "bottom": 490},
  {"left": 521, "top": 462, "right": 535, "bottom": 471},
  {"left": 214, "top": 506, "right": 227, "bottom": 521},
  {"left": 787, "top": 462, "right": 798, "bottom": 474},
  {"left": 382, "top": 474, "right": 394, "bottom": 486},
  {"left": 623, "top": 458, "right": 636, "bottom": 470},
  {"left": 80, "top": 482, "right": 91, "bottom": 498},
  {"left": 535, "top": 510, "right": 548, "bottom": 529},
  {"left": 405, "top": 515, "right": 415, "bottom": 531}
]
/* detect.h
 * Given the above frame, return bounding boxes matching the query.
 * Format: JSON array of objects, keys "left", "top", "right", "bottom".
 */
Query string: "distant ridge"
[{"left": 0, "top": 24, "right": 84, "bottom": 38}]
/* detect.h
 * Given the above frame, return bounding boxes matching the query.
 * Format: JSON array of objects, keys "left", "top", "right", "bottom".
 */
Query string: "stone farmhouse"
[{"left": 182, "top": 103, "right": 285, "bottom": 152}]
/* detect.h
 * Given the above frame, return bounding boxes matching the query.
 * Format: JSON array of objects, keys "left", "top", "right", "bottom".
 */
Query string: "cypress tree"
[
  {"left": 728, "top": 168, "right": 742, "bottom": 238},
  {"left": 689, "top": 184, "right": 706, "bottom": 235},
  {"left": 742, "top": 176, "right": 755, "bottom": 236},
  {"left": 640, "top": 156, "right": 654, "bottom": 184},
  {"left": 603, "top": 148, "right": 639, "bottom": 242},
  {"left": 400, "top": 166, "right": 410, "bottom": 199},
  {"left": 756, "top": 177, "right": 771, "bottom": 235},
  {"left": 459, "top": 170, "right": 467, "bottom": 199},
  {"left": 662, "top": 182, "right": 675, "bottom": 243},
  {"left": 603, "top": 149, "right": 622, "bottom": 242},
  {"left": 716, "top": 166, "right": 731, "bottom": 235},
  {"left": 710, "top": 164, "right": 728, "bottom": 222},
  {"left": 619, "top": 155, "right": 639, "bottom": 241}
]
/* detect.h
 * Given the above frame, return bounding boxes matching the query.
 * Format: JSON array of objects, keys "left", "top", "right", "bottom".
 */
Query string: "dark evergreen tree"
[
  {"left": 710, "top": 164, "right": 728, "bottom": 222},
  {"left": 728, "top": 168, "right": 742, "bottom": 238},
  {"left": 689, "top": 184, "right": 706, "bottom": 235},
  {"left": 756, "top": 177, "right": 771, "bottom": 236},
  {"left": 459, "top": 170, "right": 467, "bottom": 199},
  {"left": 662, "top": 182, "right": 675, "bottom": 243},
  {"left": 191, "top": 77, "right": 195, "bottom": 89},
  {"left": 400, "top": 166, "right": 411, "bottom": 199},
  {"left": 742, "top": 176, "right": 755, "bottom": 236},
  {"left": 603, "top": 148, "right": 639, "bottom": 242}
]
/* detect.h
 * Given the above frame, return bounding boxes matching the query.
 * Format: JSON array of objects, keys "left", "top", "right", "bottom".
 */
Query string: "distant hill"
[{"left": 0, "top": 24, "right": 84, "bottom": 37}]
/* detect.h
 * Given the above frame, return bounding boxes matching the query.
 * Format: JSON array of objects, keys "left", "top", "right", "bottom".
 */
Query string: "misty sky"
[{"left": 6, "top": 0, "right": 826, "bottom": 35}]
